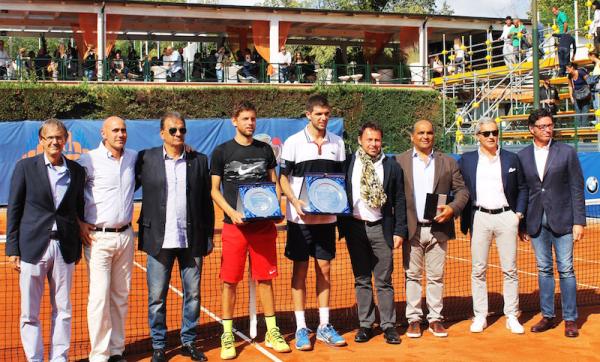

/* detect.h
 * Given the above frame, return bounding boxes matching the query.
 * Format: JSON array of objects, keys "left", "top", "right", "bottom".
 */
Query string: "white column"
[
  {"left": 96, "top": 7, "right": 106, "bottom": 81},
  {"left": 269, "top": 18, "right": 280, "bottom": 83},
  {"left": 419, "top": 22, "right": 428, "bottom": 84}
]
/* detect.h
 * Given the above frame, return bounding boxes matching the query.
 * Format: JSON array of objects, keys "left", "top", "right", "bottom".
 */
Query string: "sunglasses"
[
  {"left": 168, "top": 127, "right": 187, "bottom": 135},
  {"left": 478, "top": 130, "right": 499, "bottom": 137}
]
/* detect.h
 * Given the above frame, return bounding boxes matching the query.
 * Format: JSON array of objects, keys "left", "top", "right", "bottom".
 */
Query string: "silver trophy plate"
[
  {"left": 308, "top": 178, "right": 348, "bottom": 213},
  {"left": 243, "top": 187, "right": 279, "bottom": 218}
]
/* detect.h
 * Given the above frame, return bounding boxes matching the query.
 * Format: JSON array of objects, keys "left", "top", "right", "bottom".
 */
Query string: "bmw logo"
[{"left": 586, "top": 176, "right": 599, "bottom": 194}]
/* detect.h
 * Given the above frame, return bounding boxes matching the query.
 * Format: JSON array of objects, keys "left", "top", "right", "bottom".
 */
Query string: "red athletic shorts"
[{"left": 220, "top": 221, "right": 278, "bottom": 283}]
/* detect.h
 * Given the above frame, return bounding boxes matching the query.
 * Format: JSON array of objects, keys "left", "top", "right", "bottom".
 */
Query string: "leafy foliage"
[{"left": 0, "top": 82, "right": 455, "bottom": 153}]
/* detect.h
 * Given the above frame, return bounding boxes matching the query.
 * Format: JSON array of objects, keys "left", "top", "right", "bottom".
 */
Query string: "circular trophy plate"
[
  {"left": 308, "top": 178, "right": 348, "bottom": 213},
  {"left": 243, "top": 187, "right": 278, "bottom": 217}
]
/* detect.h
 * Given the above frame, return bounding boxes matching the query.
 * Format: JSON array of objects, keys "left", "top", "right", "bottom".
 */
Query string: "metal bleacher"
[{"left": 432, "top": 20, "right": 600, "bottom": 152}]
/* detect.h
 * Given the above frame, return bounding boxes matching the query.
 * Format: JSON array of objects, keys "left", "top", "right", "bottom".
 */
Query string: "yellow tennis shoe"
[
  {"left": 265, "top": 326, "right": 291, "bottom": 353},
  {"left": 220, "top": 332, "right": 236, "bottom": 360}
]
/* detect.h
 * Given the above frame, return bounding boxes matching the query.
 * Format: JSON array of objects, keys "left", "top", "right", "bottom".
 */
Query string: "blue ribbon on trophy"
[
  {"left": 299, "top": 173, "right": 351, "bottom": 215},
  {"left": 236, "top": 182, "right": 283, "bottom": 222}
]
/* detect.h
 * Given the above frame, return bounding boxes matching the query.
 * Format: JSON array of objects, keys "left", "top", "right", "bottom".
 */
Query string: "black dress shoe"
[
  {"left": 108, "top": 355, "right": 127, "bottom": 362},
  {"left": 530, "top": 317, "right": 556, "bottom": 333},
  {"left": 565, "top": 321, "right": 579, "bottom": 338},
  {"left": 182, "top": 343, "right": 208, "bottom": 361},
  {"left": 151, "top": 349, "right": 167, "bottom": 362},
  {"left": 383, "top": 327, "right": 401, "bottom": 345},
  {"left": 354, "top": 327, "right": 373, "bottom": 343}
]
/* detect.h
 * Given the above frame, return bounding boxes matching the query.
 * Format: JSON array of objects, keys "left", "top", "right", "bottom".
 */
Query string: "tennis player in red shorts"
[{"left": 210, "top": 101, "right": 291, "bottom": 359}]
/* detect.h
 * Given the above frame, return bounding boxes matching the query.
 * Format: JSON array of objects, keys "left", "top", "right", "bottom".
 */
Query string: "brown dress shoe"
[
  {"left": 564, "top": 321, "right": 579, "bottom": 338},
  {"left": 406, "top": 321, "right": 422, "bottom": 338},
  {"left": 428, "top": 321, "right": 448, "bottom": 337},
  {"left": 530, "top": 317, "right": 556, "bottom": 333}
]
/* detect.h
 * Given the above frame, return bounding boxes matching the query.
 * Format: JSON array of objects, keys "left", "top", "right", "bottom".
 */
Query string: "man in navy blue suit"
[
  {"left": 458, "top": 117, "right": 528, "bottom": 335},
  {"left": 518, "top": 109, "right": 586, "bottom": 338},
  {"left": 6, "top": 119, "right": 85, "bottom": 361}
]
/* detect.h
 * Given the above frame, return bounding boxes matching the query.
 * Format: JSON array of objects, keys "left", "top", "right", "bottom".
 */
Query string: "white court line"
[
  {"left": 446, "top": 255, "right": 600, "bottom": 290},
  {"left": 132, "top": 261, "right": 282, "bottom": 362}
]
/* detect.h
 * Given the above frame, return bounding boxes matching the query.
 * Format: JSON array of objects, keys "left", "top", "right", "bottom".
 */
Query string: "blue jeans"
[
  {"left": 530, "top": 213, "right": 578, "bottom": 321},
  {"left": 574, "top": 99, "right": 591, "bottom": 127},
  {"left": 146, "top": 248, "right": 202, "bottom": 349},
  {"left": 84, "top": 69, "right": 95, "bottom": 81}
]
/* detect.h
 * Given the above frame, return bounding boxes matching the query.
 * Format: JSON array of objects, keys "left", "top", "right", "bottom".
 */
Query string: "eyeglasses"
[
  {"left": 41, "top": 136, "right": 66, "bottom": 143},
  {"left": 477, "top": 130, "right": 499, "bottom": 137},
  {"left": 168, "top": 127, "right": 187, "bottom": 135},
  {"left": 533, "top": 123, "right": 554, "bottom": 130}
]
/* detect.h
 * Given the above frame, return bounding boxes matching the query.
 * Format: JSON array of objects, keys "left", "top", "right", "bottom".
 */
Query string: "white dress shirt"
[
  {"left": 351, "top": 152, "right": 384, "bottom": 222},
  {"left": 533, "top": 140, "right": 551, "bottom": 181},
  {"left": 163, "top": 51, "right": 182, "bottom": 74},
  {"left": 78, "top": 142, "right": 137, "bottom": 228},
  {"left": 0, "top": 49, "right": 9, "bottom": 67},
  {"left": 163, "top": 148, "right": 188, "bottom": 249},
  {"left": 499, "top": 24, "right": 513, "bottom": 42},
  {"left": 590, "top": 10, "right": 600, "bottom": 35},
  {"left": 277, "top": 51, "right": 291, "bottom": 66},
  {"left": 412, "top": 148, "right": 435, "bottom": 222},
  {"left": 475, "top": 148, "right": 508, "bottom": 209}
]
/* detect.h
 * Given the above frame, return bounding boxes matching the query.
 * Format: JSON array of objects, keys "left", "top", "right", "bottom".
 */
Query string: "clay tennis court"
[{"left": 1, "top": 203, "right": 599, "bottom": 361}]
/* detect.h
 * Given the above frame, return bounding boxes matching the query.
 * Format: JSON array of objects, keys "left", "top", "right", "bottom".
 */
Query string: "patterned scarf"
[{"left": 358, "top": 147, "right": 387, "bottom": 209}]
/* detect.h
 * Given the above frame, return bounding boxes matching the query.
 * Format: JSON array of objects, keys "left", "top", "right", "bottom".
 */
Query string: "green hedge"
[{"left": 0, "top": 83, "right": 455, "bottom": 153}]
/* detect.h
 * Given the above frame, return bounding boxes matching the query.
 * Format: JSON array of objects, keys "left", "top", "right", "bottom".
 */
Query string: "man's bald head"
[
  {"left": 411, "top": 119, "right": 435, "bottom": 155},
  {"left": 101, "top": 116, "right": 127, "bottom": 156}
]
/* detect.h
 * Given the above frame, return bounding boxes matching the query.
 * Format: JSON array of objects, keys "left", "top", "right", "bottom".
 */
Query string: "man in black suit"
[
  {"left": 518, "top": 109, "right": 586, "bottom": 338},
  {"left": 135, "top": 112, "right": 214, "bottom": 362},
  {"left": 6, "top": 119, "right": 85, "bottom": 361},
  {"left": 338, "top": 122, "right": 407, "bottom": 345},
  {"left": 458, "top": 117, "right": 528, "bottom": 334}
]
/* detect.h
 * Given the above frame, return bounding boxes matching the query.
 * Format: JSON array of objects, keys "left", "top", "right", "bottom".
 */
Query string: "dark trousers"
[
  {"left": 558, "top": 48, "right": 570, "bottom": 76},
  {"left": 345, "top": 218, "right": 396, "bottom": 330},
  {"left": 167, "top": 69, "right": 184, "bottom": 82}
]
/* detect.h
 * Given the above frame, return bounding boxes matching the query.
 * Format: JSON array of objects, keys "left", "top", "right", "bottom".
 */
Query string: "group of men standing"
[{"left": 7, "top": 95, "right": 586, "bottom": 362}]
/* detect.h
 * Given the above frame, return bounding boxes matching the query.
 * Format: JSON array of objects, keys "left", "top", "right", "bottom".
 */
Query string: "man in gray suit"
[
  {"left": 396, "top": 119, "right": 469, "bottom": 338},
  {"left": 518, "top": 109, "right": 585, "bottom": 338}
]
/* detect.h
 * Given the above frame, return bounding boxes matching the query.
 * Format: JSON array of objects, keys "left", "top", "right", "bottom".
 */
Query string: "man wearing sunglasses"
[
  {"left": 135, "top": 112, "right": 215, "bottom": 362},
  {"left": 518, "top": 109, "right": 585, "bottom": 338},
  {"left": 458, "top": 117, "right": 528, "bottom": 335}
]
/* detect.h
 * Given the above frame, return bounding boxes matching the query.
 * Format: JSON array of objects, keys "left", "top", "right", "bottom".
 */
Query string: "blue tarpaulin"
[{"left": 0, "top": 118, "right": 344, "bottom": 205}]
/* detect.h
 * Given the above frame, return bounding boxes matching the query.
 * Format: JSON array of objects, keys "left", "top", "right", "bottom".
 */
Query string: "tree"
[
  {"left": 260, "top": 0, "right": 453, "bottom": 14},
  {"left": 536, "top": 0, "right": 587, "bottom": 33}
]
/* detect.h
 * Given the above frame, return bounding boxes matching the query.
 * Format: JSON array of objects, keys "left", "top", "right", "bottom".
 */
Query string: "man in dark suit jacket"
[
  {"left": 458, "top": 118, "right": 528, "bottom": 335},
  {"left": 518, "top": 109, "right": 586, "bottom": 338},
  {"left": 6, "top": 119, "right": 85, "bottom": 361},
  {"left": 396, "top": 119, "right": 469, "bottom": 338},
  {"left": 338, "top": 122, "right": 407, "bottom": 345},
  {"left": 135, "top": 112, "right": 214, "bottom": 362}
]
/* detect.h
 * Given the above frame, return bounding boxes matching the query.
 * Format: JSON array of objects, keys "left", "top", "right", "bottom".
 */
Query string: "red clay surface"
[{"left": 0, "top": 203, "right": 599, "bottom": 361}]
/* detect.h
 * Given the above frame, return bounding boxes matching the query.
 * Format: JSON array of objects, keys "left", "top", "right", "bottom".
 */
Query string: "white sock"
[
  {"left": 295, "top": 310, "right": 307, "bottom": 331},
  {"left": 319, "top": 307, "right": 330, "bottom": 327}
]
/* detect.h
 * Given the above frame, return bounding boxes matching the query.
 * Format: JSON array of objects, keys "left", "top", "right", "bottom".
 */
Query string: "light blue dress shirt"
[{"left": 44, "top": 153, "right": 71, "bottom": 232}]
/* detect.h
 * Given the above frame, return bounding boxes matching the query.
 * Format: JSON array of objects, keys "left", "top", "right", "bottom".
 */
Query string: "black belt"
[
  {"left": 353, "top": 218, "right": 383, "bottom": 227},
  {"left": 94, "top": 223, "right": 131, "bottom": 233},
  {"left": 49, "top": 230, "right": 59, "bottom": 240},
  {"left": 417, "top": 221, "right": 433, "bottom": 227},
  {"left": 474, "top": 206, "right": 511, "bottom": 215}
]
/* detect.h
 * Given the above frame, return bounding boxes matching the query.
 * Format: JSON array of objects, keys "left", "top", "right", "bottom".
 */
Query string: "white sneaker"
[
  {"left": 506, "top": 315, "right": 525, "bottom": 334},
  {"left": 470, "top": 316, "right": 487, "bottom": 333}
]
